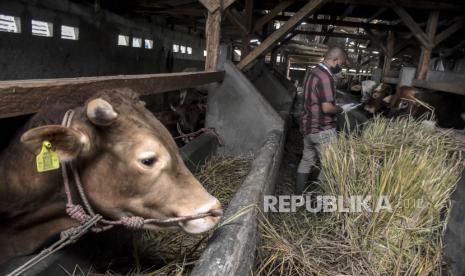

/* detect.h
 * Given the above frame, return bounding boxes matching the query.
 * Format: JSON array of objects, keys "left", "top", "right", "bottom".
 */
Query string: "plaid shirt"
[{"left": 301, "top": 64, "right": 337, "bottom": 135}]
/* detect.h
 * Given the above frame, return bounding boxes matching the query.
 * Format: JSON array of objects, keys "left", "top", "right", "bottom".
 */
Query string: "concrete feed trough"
[{"left": 191, "top": 61, "right": 291, "bottom": 276}]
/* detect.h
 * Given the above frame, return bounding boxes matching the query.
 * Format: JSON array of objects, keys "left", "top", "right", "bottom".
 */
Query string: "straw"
[{"left": 255, "top": 117, "right": 463, "bottom": 275}]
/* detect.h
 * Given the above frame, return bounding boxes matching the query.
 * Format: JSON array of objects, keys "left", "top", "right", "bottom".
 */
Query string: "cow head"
[
  {"left": 20, "top": 89, "right": 222, "bottom": 234},
  {"left": 170, "top": 102, "right": 205, "bottom": 134},
  {"left": 387, "top": 86, "right": 432, "bottom": 118},
  {"left": 364, "top": 83, "right": 393, "bottom": 114}
]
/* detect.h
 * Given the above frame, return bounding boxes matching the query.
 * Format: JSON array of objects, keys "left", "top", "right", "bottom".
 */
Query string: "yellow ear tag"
[{"left": 36, "top": 140, "right": 60, "bottom": 173}]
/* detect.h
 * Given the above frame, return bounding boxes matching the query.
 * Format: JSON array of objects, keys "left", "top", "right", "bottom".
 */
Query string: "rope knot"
[
  {"left": 66, "top": 204, "right": 91, "bottom": 224},
  {"left": 120, "top": 216, "right": 145, "bottom": 229},
  {"left": 60, "top": 226, "right": 82, "bottom": 240}
]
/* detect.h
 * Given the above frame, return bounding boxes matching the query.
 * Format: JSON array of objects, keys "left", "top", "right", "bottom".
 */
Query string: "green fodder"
[{"left": 256, "top": 117, "right": 464, "bottom": 275}]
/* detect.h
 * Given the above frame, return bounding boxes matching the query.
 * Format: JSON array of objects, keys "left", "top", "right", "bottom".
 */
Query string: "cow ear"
[
  {"left": 383, "top": 95, "right": 392, "bottom": 104},
  {"left": 20, "top": 125, "right": 89, "bottom": 161},
  {"left": 87, "top": 98, "right": 118, "bottom": 126}
]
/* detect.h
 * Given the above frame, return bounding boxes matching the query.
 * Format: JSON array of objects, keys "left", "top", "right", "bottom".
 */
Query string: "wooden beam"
[
  {"left": 273, "top": 16, "right": 409, "bottom": 31},
  {"left": 226, "top": 9, "right": 248, "bottom": 34},
  {"left": 295, "top": 30, "right": 368, "bottom": 40},
  {"left": 366, "top": 29, "right": 389, "bottom": 54},
  {"left": 435, "top": 18, "right": 465, "bottom": 46},
  {"left": 252, "top": 0, "right": 294, "bottom": 33},
  {"left": 392, "top": 34, "right": 413, "bottom": 56},
  {"left": 199, "top": 0, "right": 236, "bottom": 13},
  {"left": 241, "top": 0, "right": 254, "bottom": 58},
  {"left": 288, "top": 53, "right": 324, "bottom": 59},
  {"left": 391, "top": 4, "right": 433, "bottom": 48},
  {"left": 417, "top": 11, "right": 439, "bottom": 80},
  {"left": 0, "top": 71, "right": 225, "bottom": 119},
  {"left": 244, "top": 0, "right": 254, "bottom": 32},
  {"left": 332, "top": 0, "right": 465, "bottom": 12},
  {"left": 383, "top": 31, "right": 395, "bottom": 76},
  {"left": 237, "top": 0, "right": 327, "bottom": 70},
  {"left": 205, "top": 10, "right": 222, "bottom": 71},
  {"left": 366, "top": 7, "right": 388, "bottom": 23},
  {"left": 412, "top": 79, "right": 465, "bottom": 96},
  {"left": 279, "top": 32, "right": 297, "bottom": 46},
  {"left": 134, "top": 8, "right": 204, "bottom": 16}
]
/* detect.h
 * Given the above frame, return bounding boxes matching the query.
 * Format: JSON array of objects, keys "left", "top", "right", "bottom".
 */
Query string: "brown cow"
[
  {"left": 364, "top": 83, "right": 393, "bottom": 114},
  {"left": 154, "top": 101, "right": 207, "bottom": 146},
  {"left": 0, "top": 88, "right": 222, "bottom": 263},
  {"left": 388, "top": 86, "right": 465, "bottom": 129}
]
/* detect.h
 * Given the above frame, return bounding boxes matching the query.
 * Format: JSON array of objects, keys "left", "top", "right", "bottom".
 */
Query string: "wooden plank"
[
  {"left": 391, "top": 4, "right": 433, "bottom": 49},
  {"left": 0, "top": 71, "right": 225, "bottom": 119},
  {"left": 333, "top": 0, "right": 465, "bottom": 12},
  {"left": 252, "top": 0, "right": 294, "bottom": 33},
  {"left": 274, "top": 16, "right": 409, "bottom": 31},
  {"left": 237, "top": 0, "right": 327, "bottom": 71},
  {"left": 295, "top": 30, "right": 368, "bottom": 40},
  {"left": 134, "top": 8, "right": 204, "bottom": 16},
  {"left": 205, "top": 10, "right": 222, "bottom": 71},
  {"left": 412, "top": 79, "right": 465, "bottom": 96},
  {"left": 417, "top": 11, "right": 439, "bottom": 80},
  {"left": 435, "top": 18, "right": 465, "bottom": 46},
  {"left": 199, "top": 0, "right": 235, "bottom": 13}
]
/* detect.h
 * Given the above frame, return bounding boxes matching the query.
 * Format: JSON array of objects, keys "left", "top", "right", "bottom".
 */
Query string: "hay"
[
  {"left": 125, "top": 154, "right": 253, "bottom": 275},
  {"left": 256, "top": 117, "right": 464, "bottom": 275}
]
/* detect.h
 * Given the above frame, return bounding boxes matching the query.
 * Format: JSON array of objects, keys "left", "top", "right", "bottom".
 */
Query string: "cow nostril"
[{"left": 209, "top": 208, "right": 223, "bottom": 217}]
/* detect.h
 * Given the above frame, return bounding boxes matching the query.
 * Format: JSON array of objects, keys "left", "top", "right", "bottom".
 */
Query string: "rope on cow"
[
  {"left": 6, "top": 215, "right": 102, "bottom": 276},
  {"left": 174, "top": 127, "right": 224, "bottom": 146}
]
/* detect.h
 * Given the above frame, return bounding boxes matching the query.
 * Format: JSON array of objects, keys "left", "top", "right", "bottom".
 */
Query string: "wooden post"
[
  {"left": 417, "top": 11, "right": 439, "bottom": 80},
  {"left": 391, "top": 4, "right": 433, "bottom": 49},
  {"left": 205, "top": 9, "right": 222, "bottom": 71},
  {"left": 241, "top": 0, "right": 254, "bottom": 59},
  {"left": 199, "top": 0, "right": 235, "bottom": 13},
  {"left": 383, "top": 31, "right": 395, "bottom": 77},
  {"left": 286, "top": 57, "right": 291, "bottom": 79},
  {"left": 237, "top": 0, "right": 327, "bottom": 70}
]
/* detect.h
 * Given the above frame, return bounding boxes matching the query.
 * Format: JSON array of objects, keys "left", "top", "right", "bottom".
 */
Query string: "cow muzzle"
[{"left": 178, "top": 198, "right": 223, "bottom": 234}]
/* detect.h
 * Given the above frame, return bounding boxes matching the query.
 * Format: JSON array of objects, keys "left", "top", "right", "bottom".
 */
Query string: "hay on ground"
[{"left": 256, "top": 117, "right": 464, "bottom": 276}]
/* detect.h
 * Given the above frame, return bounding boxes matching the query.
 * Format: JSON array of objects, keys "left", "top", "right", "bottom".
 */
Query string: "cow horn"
[{"left": 86, "top": 98, "right": 118, "bottom": 126}]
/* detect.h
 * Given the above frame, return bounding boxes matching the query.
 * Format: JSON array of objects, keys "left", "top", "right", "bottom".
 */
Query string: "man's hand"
[{"left": 341, "top": 103, "right": 360, "bottom": 113}]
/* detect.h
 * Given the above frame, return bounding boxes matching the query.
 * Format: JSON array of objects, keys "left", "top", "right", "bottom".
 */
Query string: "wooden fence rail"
[{"left": 0, "top": 71, "right": 225, "bottom": 119}]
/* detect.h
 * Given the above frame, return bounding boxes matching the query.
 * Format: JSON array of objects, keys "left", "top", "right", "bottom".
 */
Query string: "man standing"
[{"left": 296, "top": 46, "right": 353, "bottom": 194}]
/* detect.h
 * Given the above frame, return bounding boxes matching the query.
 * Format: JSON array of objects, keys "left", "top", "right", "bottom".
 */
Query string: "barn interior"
[{"left": 1, "top": 0, "right": 465, "bottom": 275}]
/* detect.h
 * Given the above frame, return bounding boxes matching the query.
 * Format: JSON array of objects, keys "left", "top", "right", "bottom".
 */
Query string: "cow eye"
[{"left": 140, "top": 157, "right": 157, "bottom": 167}]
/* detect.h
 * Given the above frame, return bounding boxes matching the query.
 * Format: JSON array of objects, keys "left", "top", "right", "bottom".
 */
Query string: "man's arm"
[
  {"left": 317, "top": 74, "right": 343, "bottom": 114},
  {"left": 322, "top": 102, "right": 343, "bottom": 114}
]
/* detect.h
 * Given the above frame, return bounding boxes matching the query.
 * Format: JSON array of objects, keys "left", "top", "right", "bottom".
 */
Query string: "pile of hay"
[
  {"left": 256, "top": 117, "right": 464, "bottom": 275},
  {"left": 126, "top": 154, "right": 253, "bottom": 275}
]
